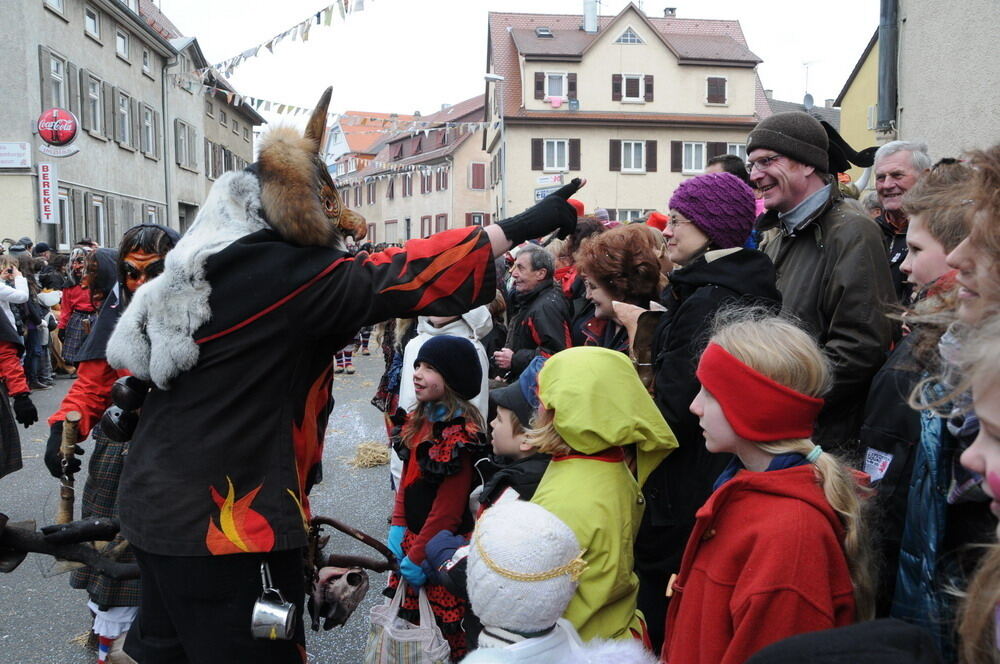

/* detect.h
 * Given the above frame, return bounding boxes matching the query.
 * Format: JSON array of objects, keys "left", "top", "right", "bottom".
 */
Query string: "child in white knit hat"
[{"left": 462, "top": 500, "right": 656, "bottom": 663}]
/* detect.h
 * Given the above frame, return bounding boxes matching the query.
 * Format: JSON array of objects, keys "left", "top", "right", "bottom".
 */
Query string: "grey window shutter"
[
  {"left": 79, "top": 69, "right": 91, "bottom": 130},
  {"left": 567, "top": 73, "right": 577, "bottom": 99},
  {"left": 71, "top": 189, "right": 84, "bottom": 243},
  {"left": 68, "top": 63, "right": 80, "bottom": 116},
  {"left": 130, "top": 98, "right": 140, "bottom": 150},
  {"left": 534, "top": 72, "right": 544, "bottom": 100},
  {"left": 173, "top": 119, "right": 182, "bottom": 165},
  {"left": 187, "top": 125, "right": 197, "bottom": 169},
  {"left": 83, "top": 192, "right": 94, "bottom": 235},
  {"left": 671, "top": 141, "right": 683, "bottom": 172},
  {"left": 644, "top": 75, "right": 654, "bottom": 102},
  {"left": 707, "top": 142, "right": 727, "bottom": 159},
  {"left": 569, "top": 139, "right": 581, "bottom": 171},
  {"left": 531, "top": 138, "right": 543, "bottom": 171},
  {"left": 102, "top": 83, "right": 114, "bottom": 139},
  {"left": 38, "top": 46, "right": 52, "bottom": 110},
  {"left": 612, "top": 74, "right": 622, "bottom": 102},
  {"left": 113, "top": 88, "right": 122, "bottom": 143},
  {"left": 646, "top": 140, "right": 657, "bottom": 172},
  {"left": 609, "top": 139, "right": 621, "bottom": 171},
  {"left": 106, "top": 196, "right": 117, "bottom": 241},
  {"left": 139, "top": 108, "right": 150, "bottom": 154},
  {"left": 153, "top": 110, "right": 161, "bottom": 159}
]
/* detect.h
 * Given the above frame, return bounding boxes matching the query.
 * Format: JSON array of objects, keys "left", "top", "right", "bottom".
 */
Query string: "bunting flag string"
[
  {"left": 334, "top": 161, "right": 455, "bottom": 185},
  {"left": 170, "top": 0, "right": 370, "bottom": 81}
]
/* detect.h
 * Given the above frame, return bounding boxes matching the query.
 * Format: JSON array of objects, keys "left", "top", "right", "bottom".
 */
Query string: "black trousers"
[{"left": 124, "top": 546, "right": 306, "bottom": 664}]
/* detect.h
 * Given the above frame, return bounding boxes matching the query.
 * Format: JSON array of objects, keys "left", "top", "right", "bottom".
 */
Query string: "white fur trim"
[{"left": 107, "top": 171, "right": 268, "bottom": 388}]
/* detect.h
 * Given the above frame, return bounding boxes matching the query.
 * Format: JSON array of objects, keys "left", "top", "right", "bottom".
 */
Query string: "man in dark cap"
[{"left": 746, "top": 111, "right": 894, "bottom": 453}]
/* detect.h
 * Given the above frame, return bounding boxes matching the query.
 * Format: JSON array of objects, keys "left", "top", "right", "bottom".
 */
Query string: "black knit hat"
[
  {"left": 414, "top": 335, "right": 482, "bottom": 401},
  {"left": 747, "top": 111, "right": 829, "bottom": 173}
]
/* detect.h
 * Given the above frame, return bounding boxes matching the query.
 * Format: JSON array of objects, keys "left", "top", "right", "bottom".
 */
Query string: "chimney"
[
  {"left": 663, "top": 7, "right": 676, "bottom": 17},
  {"left": 824, "top": 98, "right": 835, "bottom": 108},
  {"left": 764, "top": 89, "right": 773, "bottom": 99},
  {"left": 583, "top": 0, "right": 598, "bottom": 33}
]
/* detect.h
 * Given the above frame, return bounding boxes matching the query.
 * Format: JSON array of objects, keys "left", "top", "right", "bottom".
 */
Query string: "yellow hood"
[{"left": 538, "top": 347, "right": 677, "bottom": 486}]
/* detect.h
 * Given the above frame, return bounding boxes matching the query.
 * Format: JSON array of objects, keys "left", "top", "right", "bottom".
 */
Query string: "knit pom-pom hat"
[
  {"left": 668, "top": 172, "right": 757, "bottom": 249},
  {"left": 467, "top": 501, "right": 585, "bottom": 634}
]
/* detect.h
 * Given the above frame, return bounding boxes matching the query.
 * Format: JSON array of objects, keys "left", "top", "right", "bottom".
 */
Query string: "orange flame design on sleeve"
[
  {"left": 290, "top": 366, "right": 332, "bottom": 523},
  {"left": 205, "top": 477, "right": 276, "bottom": 555}
]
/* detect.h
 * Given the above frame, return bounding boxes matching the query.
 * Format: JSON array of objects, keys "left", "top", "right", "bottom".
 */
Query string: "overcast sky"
[{"left": 157, "top": 0, "right": 879, "bottom": 127}]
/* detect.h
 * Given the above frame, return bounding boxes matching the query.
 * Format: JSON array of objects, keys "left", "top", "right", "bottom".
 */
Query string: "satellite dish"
[{"left": 803, "top": 93, "right": 815, "bottom": 110}]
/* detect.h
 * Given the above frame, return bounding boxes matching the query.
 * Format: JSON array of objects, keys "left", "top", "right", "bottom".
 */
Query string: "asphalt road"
[{"left": 0, "top": 351, "right": 394, "bottom": 663}]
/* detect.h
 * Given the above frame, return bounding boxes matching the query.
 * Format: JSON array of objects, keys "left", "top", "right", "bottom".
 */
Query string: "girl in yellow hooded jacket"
[{"left": 528, "top": 346, "right": 678, "bottom": 643}]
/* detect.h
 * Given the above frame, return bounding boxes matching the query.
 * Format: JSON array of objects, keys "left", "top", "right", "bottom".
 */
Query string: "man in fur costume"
[{"left": 104, "top": 88, "right": 582, "bottom": 663}]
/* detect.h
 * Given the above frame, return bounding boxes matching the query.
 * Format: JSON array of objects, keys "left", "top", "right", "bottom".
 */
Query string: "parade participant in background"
[
  {"left": 874, "top": 141, "right": 932, "bottom": 302},
  {"left": 747, "top": 111, "right": 895, "bottom": 453},
  {"left": 493, "top": 245, "right": 571, "bottom": 380},
  {"left": 662, "top": 311, "right": 873, "bottom": 664},
  {"left": 615, "top": 171, "right": 780, "bottom": 652},
  {"left": 0, "top": 259, "right": 37, "bottom": 430},
  {"left": 386, "top": 335, "right": 490, "bottom": 661},
  {"left": 857, "top": 159, "right": 974, "bottom": 616},
  {"left": 529, "top": 346, "right": 677, "bottom": 642},
  {"left": 462, "top": 501, "right": 657, "bottom": 664},
  {"left": 45, "top": 227, "right": 178, "bottom": 664},
  {"left": 59, "top": 248, "right": 97, "bottom": 369},
  {"left": 104, "top": 89, "right": 581, "bottom": 664}
]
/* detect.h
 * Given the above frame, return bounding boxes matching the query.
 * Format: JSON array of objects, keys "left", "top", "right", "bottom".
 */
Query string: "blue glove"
[
  {"left": 400, "top": 556, "right": 427, "bottom": 588},
  {"left": 387, "top": 525, "right": 405, "bottom": 563}
]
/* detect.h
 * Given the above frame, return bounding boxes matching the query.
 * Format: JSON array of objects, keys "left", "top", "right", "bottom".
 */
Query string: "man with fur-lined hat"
[{"left": 104, "top": 88, "right": 582, "bottom": 663}]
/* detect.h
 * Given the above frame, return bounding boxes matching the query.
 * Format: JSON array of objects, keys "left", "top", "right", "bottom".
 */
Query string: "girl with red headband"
[{"left": 661, "top": 311, "right": 873, "bottom": 664}]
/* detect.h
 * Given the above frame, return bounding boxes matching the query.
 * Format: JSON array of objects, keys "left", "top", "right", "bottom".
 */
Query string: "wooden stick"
[{"left": 55, "top": 411, "right": 82, "bottom": 525}]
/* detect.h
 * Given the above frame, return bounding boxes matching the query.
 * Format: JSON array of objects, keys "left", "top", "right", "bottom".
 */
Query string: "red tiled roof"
[
  {"left": 139, "top": 0, "right": 184, "bottom": 39},
  {"left": 488, "top": 8, "right": 761, "bottom": 118},
  {"left": 338, "top": 111, "right": 418, "bottom": 154}
]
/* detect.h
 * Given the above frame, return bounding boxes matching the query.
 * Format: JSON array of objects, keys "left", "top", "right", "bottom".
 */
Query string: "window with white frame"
[
  {"left": 84, "top": 6, "right": 100, "bottom": 38},
  {"left": 622, "top": 74, "right": 644, "bottom": 101},
  {"left": 683, "top": 142, "right": 706, "bottom": 173},
  {"left": 124, "top": 0, "right": 138, "bottom": 13},
  {"left": 615, "top": 27, "right": 644, "bottom": 44},
  {"left": 91, "top": 195, "right": 107, "bottom": 246},
  {"left": 45, "top": 0, "right": 64, "bottom": 13},
  {"left": 727, "top": 143, "right": 747, "bottom": 160},
  {"left": 622, "top": 140, "right": 645, "bottom": 172},
  {"left": 117, "top": 92, "right": 131, "bottom": 144},
  {"left": 116, "top": 29, "right": 129, "bottom": 59},
  {"left": 87, "top": 76, "right": 103, "bottom": 135},
  {"left": 617, "top": 209, "right": 643, "bottom": 222},
  {"left": 866, "top": 105, "right": 877, "bottom": 130},
  {"left": 145, "top": 205, "right": 157, "bottom": 223},
  {"left": 545, "top": 73, "right": 566, "bottom": 99},
  {"left": 142, "top": 48, "right": 151, "bottom": 74},
  {"left": 58, "top": 189, "right": 72, "bottom": 249},
  {"left": 544, "top": 139, "right": 568, "bottom": 171},
  {"left": 468, "top": 213, "right": 486, "bottom": 226},
  {"left": 50, "top": 56, "right": 66, "bottom": 108},
  {"left": 142, "top": 106, "right": 154, "bottom": 154}
]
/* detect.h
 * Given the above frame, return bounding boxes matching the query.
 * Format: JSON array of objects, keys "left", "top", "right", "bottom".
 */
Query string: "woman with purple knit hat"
[{"left": 619, "top": 171, "right": 782, "bottom": 652}]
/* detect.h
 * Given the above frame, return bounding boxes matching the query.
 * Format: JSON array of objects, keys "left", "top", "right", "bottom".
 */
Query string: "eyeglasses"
[
  {"left": 667, "top": 218, "right": 695, "bottom": 230},
  {"left": 745, "top": 154, "right": 785, "bottom": 172}
]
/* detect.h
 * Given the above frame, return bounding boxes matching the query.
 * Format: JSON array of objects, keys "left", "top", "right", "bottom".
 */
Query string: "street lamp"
[{"left": 484, "top": 73, "right": 507, "bottom": 220}]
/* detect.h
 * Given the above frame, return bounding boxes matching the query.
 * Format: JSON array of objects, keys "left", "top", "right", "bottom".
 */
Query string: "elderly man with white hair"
[{"left": 874, "top": 140, "right": 932, "bottom": 301}]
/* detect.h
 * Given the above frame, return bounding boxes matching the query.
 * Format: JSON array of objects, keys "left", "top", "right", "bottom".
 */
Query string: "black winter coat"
[{"left": 504, "top": 279, "right": 570, "bottom": 378}]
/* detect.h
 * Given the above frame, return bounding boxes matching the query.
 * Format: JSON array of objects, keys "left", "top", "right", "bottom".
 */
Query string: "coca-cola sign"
[{"left": 37, "top": 108, "right": 79, "bottom": 147}]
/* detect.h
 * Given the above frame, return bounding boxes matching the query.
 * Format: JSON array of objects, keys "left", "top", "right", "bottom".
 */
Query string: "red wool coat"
[{"left": 662, "top": 465, "right": 856, "bottom": 664}]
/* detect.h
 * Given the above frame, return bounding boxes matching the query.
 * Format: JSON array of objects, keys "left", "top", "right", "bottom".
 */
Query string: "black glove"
[
  {"left": 12, "top": 393, "right": 37, "bottom": 429},
  {"left": 497, "top": 178, "right": 582, "bottom": 246},
  {"left": 44, "top": 421, "right": 83, "bottom": 478}
]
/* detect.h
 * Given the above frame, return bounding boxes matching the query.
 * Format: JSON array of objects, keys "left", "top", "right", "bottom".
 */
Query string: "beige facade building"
[
  {"left": 484, "top": 3, "right": 771, "bottom": 221},
  {"left": 0, "top": 0, "right": 262, "bottom": 248},
  {"left": 336, "top": 96, "right": 492, "bottom": 245},
  {"left": 834, "top": 30, "right": 879, "bottom": 184}
]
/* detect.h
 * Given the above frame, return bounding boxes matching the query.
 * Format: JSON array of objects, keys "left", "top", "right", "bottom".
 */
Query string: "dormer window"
[
  {"left": 546, "top": 73, "right": 566, "bottom": 99},
  {"left": 535, "top": 27, "right": 553, "bottom": 38},
  {"left": 615, "top": 27, "right": 644, "bottom": 44}
]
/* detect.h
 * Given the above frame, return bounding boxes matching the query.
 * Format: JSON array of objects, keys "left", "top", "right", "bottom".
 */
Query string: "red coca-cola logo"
[{"left": 37, "top": 108, "right": 79, "bottom": 146}]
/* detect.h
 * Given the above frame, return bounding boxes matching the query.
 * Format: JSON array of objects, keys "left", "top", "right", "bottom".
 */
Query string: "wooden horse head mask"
[{"left": 256, "top": 87, "right": 366, "bottom": 246}]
